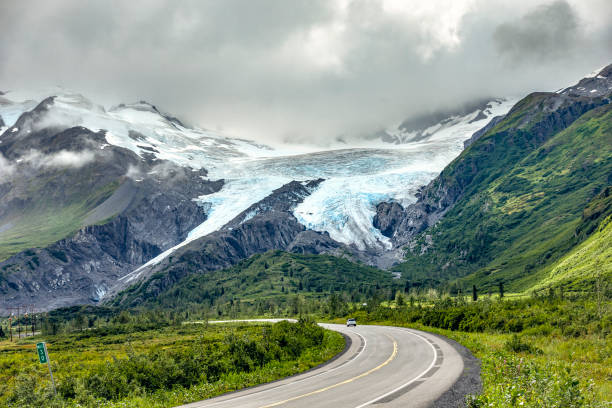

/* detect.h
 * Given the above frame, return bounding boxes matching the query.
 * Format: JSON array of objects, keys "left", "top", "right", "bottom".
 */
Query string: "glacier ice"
[{"left": 2, "top": 90, "right": 516, "bottom": 270}]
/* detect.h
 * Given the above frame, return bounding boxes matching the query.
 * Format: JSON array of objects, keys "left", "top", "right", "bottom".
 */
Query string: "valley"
[{"left": 0, "top": 61, "right": 610, "bottom": 408}]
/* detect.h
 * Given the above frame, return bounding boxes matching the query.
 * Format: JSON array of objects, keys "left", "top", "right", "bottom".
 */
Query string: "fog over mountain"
[{"left": 1, "top": 0, "right": 611, "bottom": 145}]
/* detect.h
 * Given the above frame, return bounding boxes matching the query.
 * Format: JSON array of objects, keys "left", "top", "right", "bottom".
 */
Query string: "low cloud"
[
  {"left": 21, "top": 149, "right": 96, "bottom": 169},
  {"left": 125, "top": 164, "right": 143, "bottom": 180},
  {"left": 0, "top": 0, "right": 611, "bottom": 145},
  {"left": 494, "top": 1, "right": 580, "bottom": 62},
  {"left": 125, "top": 161, "right": 187, "bottom": 181},
  {"left": 0, "top": 154, "right": 16, "bottom": 180}
]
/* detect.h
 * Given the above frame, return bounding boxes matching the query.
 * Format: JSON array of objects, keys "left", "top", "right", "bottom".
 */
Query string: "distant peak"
[
  {"left": 110, "top": 101, "right": 188, "bottom": 129},
  {"left": 596, "top": 63, "right": 612, "bottom": 78},
  {"left": 558, "top": 62, "right": 612, "bottom": 98},
  {"left": 111, "top": 100, "right": 159, "bottom": 113}
]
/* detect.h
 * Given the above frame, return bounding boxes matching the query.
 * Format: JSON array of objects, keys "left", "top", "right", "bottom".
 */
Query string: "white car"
[{"left": 346, "top": 318, "right": 357, "bottom": 327}]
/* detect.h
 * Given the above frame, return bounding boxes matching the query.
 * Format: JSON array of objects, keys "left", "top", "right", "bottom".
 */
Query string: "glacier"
[{"left": 1, "top": 90, "right": 515, "bottom": 269}]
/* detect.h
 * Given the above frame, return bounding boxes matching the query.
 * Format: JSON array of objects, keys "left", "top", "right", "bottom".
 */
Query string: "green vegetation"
[
  {"left": 0, "top": 178, "right": 118, "bottom": 261},
  {"left": 0, "top": 318, "right": 344, "bottom": 407},
  {"left": 111, "top": 250, "right": 395, "bottom": 314},
  {"left": 339, "top": 292, "right": 611, "bottom": 407},
  {"left": 529, "top": 212, "right": 611, "bottom": 293},
  {"left": 394, "top": 100, "right": 612, "bottom": 293}
]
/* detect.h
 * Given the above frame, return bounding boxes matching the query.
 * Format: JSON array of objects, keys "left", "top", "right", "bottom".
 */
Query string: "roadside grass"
[
  {"left": 0, "top": 320, "right": 345, "bottom": 408},
  {"left": 333, "top": 296, "right": 611, "bottom": 407}
]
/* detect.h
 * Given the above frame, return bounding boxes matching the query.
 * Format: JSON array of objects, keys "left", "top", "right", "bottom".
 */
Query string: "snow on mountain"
[
  {"left": 1, "top": 90, "right": 516, "bottom": 267},
  {"left": 0, "top": 93, "right": 38, "bottom": 136},
  {"left": 380, "top": 99, "right": 514, "bottom": 145}
]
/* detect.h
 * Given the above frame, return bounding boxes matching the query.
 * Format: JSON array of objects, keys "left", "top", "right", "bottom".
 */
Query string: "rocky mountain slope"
[
  {"left": 0, "top": 87, "right": 512, "bottom": 312},
  {"left": 0, "top": 96, "right": 225, "bottom": 310},
  {"left": 4, "top": 65, "right": 608, "bottom": 311}
]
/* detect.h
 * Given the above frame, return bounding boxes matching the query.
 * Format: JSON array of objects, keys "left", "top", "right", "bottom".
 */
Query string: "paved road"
[{"left": 178, "top": 323, "right": 469, "bottom": 408}]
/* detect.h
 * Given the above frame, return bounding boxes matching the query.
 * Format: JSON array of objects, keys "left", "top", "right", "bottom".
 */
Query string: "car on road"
[{"left": 346, "top": 318, "right": 357, "bottom": 327}]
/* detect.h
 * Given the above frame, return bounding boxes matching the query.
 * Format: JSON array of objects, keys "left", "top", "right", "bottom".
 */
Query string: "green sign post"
[
  {"left": 36, "top": 342, "right": 56, "bottom": 394},
  {"left": 36, "top": 342, "right": 47, "bottom": 363}
]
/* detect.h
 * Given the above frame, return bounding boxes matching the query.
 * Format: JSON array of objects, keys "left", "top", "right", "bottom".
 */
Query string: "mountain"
[
  {"left": 2, "top": 64, "right": 609, "bottom": 312},
  {"left": 0, "top": 89, "right": 513, "bottom": 311},
  {"left": 379, "top": 99, "right": 511, "bottom": 145},
  {"left": 0, "top": 96, "right": 225, "bottom": 310},
  {"left": 374, "top": 64, "right": 612, "bottom": 293}
]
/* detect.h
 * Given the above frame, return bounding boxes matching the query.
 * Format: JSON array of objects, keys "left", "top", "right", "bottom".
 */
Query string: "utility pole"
[
  {"left": 32, "top": 308, "right": 36, "bottom": 337},
  {"left": 7, "top": 307, "right": 20, "bottom": 341},
  {"left": 28, "top": 305, "right": 35, "bottom": 337},
  {"left": 24, "top": 311, "right": 28, "bottom": 337}
]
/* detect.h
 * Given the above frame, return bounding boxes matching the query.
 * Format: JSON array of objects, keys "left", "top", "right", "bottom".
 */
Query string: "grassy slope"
[
  {"left": 0, "top": 174, "right": 119, "bottom": 262},
  {"left": 394, "top": 102, "right": 612, "bottom": 292},
  {"left": 529, "top": 213, "right": 612, "bottom": 293},
  {"left": 113, "top": 250, "right": 394, "bottom": 309}
]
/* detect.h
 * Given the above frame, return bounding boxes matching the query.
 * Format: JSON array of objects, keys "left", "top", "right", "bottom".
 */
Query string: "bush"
[
  {"left": 468, "top": 352, "right": 589, "bottom": 407},
  {"left": 7, "top": 370, "right": 62, "bottom": 408},
  {"left": 504, "top": 334, "right": 540, "bottom": 354},
  {"left": 57, "top": 320, "right": 329, "bottom": 402}
]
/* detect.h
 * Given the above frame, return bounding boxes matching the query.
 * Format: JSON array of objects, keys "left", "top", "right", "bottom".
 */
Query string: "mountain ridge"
[
  {"left": 375, "top": 64, "right": 612, "bottom": 292},
  {"left": 1, "top": 65, "right": 610, "bottom": 311}
]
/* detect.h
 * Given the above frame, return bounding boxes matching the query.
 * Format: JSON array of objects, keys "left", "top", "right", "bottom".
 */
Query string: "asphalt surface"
[{"left": 178, "top": 323, "right": 474, "bottom": 408}]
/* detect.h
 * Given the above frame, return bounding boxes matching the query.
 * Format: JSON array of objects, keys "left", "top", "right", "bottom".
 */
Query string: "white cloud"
[
  {"left": 0, "top": 153, "right": 16, "bottom": 180},
  {"left": 21, "top": 149, "right": 96, "bottom": 169},
  {"left": 0, "top": 0, "right": 610, "bottom": 145}
]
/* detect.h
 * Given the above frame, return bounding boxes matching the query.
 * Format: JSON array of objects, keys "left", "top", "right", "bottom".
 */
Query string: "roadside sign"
[
  {"left": 36, "top": 342, "right": 56, "bottom": 394},
  {"left": 36, "top": 342, "right": 47, "bottom": 364}
]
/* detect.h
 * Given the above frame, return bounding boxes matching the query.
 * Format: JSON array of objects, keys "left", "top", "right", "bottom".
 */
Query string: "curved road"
[{"left": 178, "top": 323, "right": 471, "bottom": 408}]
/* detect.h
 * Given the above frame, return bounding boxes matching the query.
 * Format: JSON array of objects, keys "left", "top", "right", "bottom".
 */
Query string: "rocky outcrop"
[
  {"left": 0, "top": 114, "right": 223, "bottom": 311},
  {"left": 463, "top": 115, "right": 505, "bottom": 148},
  {"left": 110, "top": 179, "right": 347, "bottom": 307}
]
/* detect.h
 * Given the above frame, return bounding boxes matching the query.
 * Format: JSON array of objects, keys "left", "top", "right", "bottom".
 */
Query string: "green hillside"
[
  {"left": 0, "top": 177, "right": 118, "bottom": 261},
  {"left": 111, "top": 250, "right": 395, "bottom": 310},
  {"left": 529, "top": 213, "right": 611, "bottom": 293},
  {"left": 394, "top": 100, "right": 612, "bottom": 293}
]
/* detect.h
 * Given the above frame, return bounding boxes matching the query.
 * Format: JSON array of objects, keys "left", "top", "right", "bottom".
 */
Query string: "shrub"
[
  {"left": 504, "top": 334, "right": 540, "bottom": 354},
  {"left": 468, "top": 352, "right": 589, "bottom": 407}
]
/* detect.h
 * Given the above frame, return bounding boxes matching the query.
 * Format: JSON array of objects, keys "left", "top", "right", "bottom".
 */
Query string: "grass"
[
  {"left": 335, "top": 295, "right": 611, "bottom": 407},
  {"left": 420, "top": 326, "right": 609, "bottom": 407},
  {"left": 0, "top": 180, "right": 118, "bottom": 261},
  {"left": 0, "top": 320, "right": 345, "bottom": 407},
  {"left": 528, "top": 214, "right": 612, "bottom": 293}
]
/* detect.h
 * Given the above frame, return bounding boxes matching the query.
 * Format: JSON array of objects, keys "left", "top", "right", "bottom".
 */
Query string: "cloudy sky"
[{"left": 1, "top": 0, "right": 611, "bottom": 145}]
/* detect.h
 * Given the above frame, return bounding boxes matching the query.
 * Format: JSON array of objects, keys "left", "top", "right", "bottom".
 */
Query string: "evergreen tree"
[
  {"left": 396, "top": 291, "right": 405, "bottom": 307},
  {"left": 472, "top": 285, "right": 478, "bottom": 302}
]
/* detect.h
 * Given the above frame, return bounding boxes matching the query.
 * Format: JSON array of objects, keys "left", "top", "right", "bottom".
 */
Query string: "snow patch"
[{"left": 6, "top": 89, "right": 517, "bottom": 279}]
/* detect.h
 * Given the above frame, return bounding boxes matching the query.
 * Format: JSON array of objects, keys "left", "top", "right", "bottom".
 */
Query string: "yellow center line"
[{"left": 258, "top": 335, "right": 399, "bottom": 408}]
